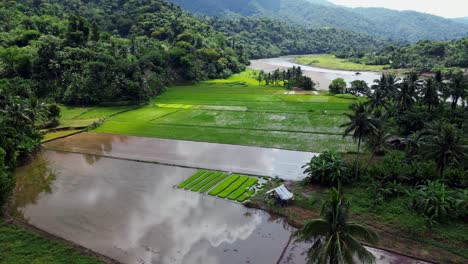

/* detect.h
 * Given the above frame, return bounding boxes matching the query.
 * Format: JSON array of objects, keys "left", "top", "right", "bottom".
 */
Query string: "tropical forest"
[{"left": 0, "top": 0, "right": 467, "bottom": 264}]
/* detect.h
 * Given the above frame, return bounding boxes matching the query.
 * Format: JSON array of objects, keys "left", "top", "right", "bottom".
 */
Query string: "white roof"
[{"left": 266, "top": 184, "right": 294, "bottom": 201}]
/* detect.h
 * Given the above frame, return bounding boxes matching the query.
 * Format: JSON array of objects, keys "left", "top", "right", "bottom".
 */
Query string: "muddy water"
[
  {"left": 13, "top": 150, "right": 426, "bottom": 264},
  {"left": 249, "top": 56, "right": 382, "bottom": 90},
  {"left": 13, "top": 150, "right": 293, "bottom": 264},
  {"left": 44, "top": 132, "right": 317, "bottom": 181}
]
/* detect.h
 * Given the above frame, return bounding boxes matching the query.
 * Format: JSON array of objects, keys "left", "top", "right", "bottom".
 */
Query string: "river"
[{"left": 249, "top": 55, "right": 383, "bottom": 90}]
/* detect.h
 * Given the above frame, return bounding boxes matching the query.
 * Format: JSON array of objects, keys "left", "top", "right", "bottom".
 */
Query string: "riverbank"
[
  {"left": 293, "top": 54, "right": 387, "bottom": 72},
  {"left": 246, "top": 180, "right": 467, "bottom": 264}
]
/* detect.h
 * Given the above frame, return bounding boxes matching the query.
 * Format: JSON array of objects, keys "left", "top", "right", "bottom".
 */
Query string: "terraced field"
[
  {"left": 177, "top": 170, "right": 261, "bottom": 203},
  {"left": 90, "top": 70, "right": 358, "bottom": 152}
]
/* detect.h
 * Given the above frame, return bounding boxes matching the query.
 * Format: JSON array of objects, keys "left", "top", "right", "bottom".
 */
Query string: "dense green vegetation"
[
  {"left": 0, "top": 220, "right": 101, "bottom": 264},
  {"left": 335, "top": 38, "right": 468, "bottom": 71},
  {"left": 295, "top": 71, "right": 468, "bottom": 261},
  {"left": 210, "top": 17, "right": 385, "bottom": 59},
  {"left": 168, "top": 0, "right": 468, "bottom": 42},
  {"left": 93, "top": 71, "right": 357, "bottom": 152},
  {"left": 0, "top": 0, "right": 247, "bottom": 105}
]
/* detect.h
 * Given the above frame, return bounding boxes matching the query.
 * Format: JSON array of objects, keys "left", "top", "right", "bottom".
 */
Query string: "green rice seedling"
[
  {"left": 199, "top": 174, "right": 229, "bottom": 193},
  {"left": 217, "top": 176, "right": 249, "bottom": 198},
  {"left": 237, "top": 189, "right": 256, "bottom": 203},
  {"left": 184, "top": 171, "right": 214, "bottom": 190},
  {"left": 227, "top": 177, "right": 258, "bottom": 200},
  {"left": 177, "top": 170, "right": 207, "bottom": 188},
  {"left": 191, "top": 172, "right": 223, "bottom": 192},
  {"left": 208, "top": 174, "right": 240, "bottom": 196}
]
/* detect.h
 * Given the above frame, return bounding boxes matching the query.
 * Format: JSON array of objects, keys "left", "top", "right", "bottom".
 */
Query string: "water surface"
[
  {"left": 13, "top": 150, "right": 426, "bottom": 264},
  {"left": 250, "top": 56, "right": 382, "bottom": 90},
  {"left": 44, "top": 132, "right": 317, "bottom": 181}
]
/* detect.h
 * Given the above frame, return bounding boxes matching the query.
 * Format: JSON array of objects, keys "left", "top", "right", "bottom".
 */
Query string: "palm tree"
[
  {"left": 449, "top": 72, "right": 467, "bottom": 110},
  {"left": 421, "top": 77, "right": 439, "bottom": 110},
  {"left": 396, "top": 72, "right": 420, "bottom": 111},
  {"left": 341, "top": 102, "right": 377, "bottom": 178},
  {"left": 364, "top": 122, "right": 391, "bottom": 167},
  {"left": 297, "top": 189, "right": 378, "bottom": 264},
  {"left": 421, "top": 122, "right": 467, "bottom": 178}
]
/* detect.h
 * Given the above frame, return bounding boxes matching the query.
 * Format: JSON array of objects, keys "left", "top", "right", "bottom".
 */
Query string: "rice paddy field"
[
  {"left": 59, "top": 70, "right": 360, "bottom": 153},
  {"left": 177, "top": 169, "right": 262, "bottom": 202}
]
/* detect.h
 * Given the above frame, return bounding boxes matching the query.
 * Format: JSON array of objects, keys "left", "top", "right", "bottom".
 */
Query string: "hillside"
[
  {"left": 453, "top": 17, "right": 468, "bottom": 25},
  {"left": 167, "top": 0, "right": 468, "bottom": 42}
]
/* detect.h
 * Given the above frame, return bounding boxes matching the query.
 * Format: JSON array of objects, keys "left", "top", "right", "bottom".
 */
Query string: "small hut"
[{"left": 266, "top": 184, "right": 294, "bottom": 206}]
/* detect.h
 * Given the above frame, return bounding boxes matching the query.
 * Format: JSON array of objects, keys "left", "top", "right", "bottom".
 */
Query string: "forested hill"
[
  {"left": 210, "top": 17, "right": 385, "bottom": 59},
  {"left": 453, "top": 17, "right": 468, "bottom": 25},
  {"left": 1, "top": 0, "right": 248, "bottom": 105},
  {"left": 168, "top": 0, "right": 468, "bottom": 42}
]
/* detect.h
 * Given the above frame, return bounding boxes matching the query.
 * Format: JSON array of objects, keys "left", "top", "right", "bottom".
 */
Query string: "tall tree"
[
  {"left": 422, "top": 122, "right": 467, "bottom": 178},
  {"left": 341, "top": 102, "right": 377, "bottom": 178},
  {"left": 297, "top": 189, "right": 378, "bottom": 264},
  {"left": 421, "top": 77, "right": 440, "bottom": 110}
]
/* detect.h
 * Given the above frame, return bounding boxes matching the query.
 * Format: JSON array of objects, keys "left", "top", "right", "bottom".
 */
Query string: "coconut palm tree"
[
  {"left": 297, "top": 189, "right": 378, "bottom": 264},
  {"left": 341, "top": 102, "right": 377, "bottom": 178},
  {"left": 421, "top": 77, "right": 440, "bottom": 110},
  {"left": 448, "top": 72, "right": 465, "bottom": 109},
  {"left": 364, "top": 122, "right": 391, "bottom": 167},
  {"left": 421, "top": 122, "right": 467, "bottom": 178}
]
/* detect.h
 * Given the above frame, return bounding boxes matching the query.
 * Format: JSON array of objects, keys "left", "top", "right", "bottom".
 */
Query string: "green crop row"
[
  {"left": 228, "top": 178, "right": 258, "bottom": 200},
  {"left": 199, "top": 173, "right": 229, "bottom": 193},
  {"left": 177, "top": 170, "right": 206, "bottom": 188},
  {"left": 191, "top": 172, "right": 223, "bottom": 192},
  {"left": 217, "top": 176, "right": 249, "bottom": 198},
  {"left": 208, "top": 174, "right": 240, "bottom": 196},
  {"left": 184, "top": 171, "right": 214, "bottom": 190},
  {"left": 237, "top": 189, "right": 256, "bottom": 203}
]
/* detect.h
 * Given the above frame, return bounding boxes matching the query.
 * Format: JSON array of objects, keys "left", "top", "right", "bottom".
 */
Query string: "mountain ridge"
[{"left": 167, "top": 0, "right": 468, "bottom": 42}]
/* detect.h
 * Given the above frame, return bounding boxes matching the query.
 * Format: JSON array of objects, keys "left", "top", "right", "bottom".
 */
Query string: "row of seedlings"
[{"left": 177, "top": 170, "right": 259, "bottom": 202}]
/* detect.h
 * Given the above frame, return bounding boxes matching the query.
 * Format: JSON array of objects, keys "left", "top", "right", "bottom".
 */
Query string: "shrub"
[
  {"left": 0, "top": 148, "right": 14, "bottom": 211},
  {"left": 302, "top": 150, "right": 352, "bottom": 186},
  {"left": 329, "top": 78, "right": 347, "bottom": 94},
  {"left": 408, "top": 181, "right": 457, "bottom": 223}
]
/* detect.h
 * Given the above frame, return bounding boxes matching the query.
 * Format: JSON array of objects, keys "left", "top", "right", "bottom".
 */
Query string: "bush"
[
  {"left": 302, "top": 150, "right": 352, "bottom": 186},
  {"left": 408, "top": 181, "right": 457, "bottom": 223},
  {"left": 0, "top": 148, "right": 14, "bottom": 211},
  {"left": 329, "top": 78, "right": 347, "bottom": 94},
  {"left": 367, "top": 151, "right": 438, "bottom": 186}
]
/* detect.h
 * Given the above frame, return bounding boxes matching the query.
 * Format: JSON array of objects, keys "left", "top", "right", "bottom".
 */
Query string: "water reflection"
[
  {"left": 44, "top": 132, "right": 316, "bottom": 180},
  {"left": 13, "top": 151, "right": 293, "bottom": 264},
  {"left": 250, "top": 56, "right": 383, "bottom": 90}
]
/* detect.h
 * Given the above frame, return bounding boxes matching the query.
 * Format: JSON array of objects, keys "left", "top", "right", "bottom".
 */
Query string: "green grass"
[
  {"left": 228, "top": 178, "right": 258, "bottom": 200},
  {"left": 190, "top": 172, "right": 223, "bottom": 192},
  {"left": 237, "top": 189, "right": 256, "bottom": 203},
  {"left": 58, "top": 119, "right": 98, "bottom": 128},
  {"left": 217, "top": 176, "right": 249, "bottom": 198},
  {"left": 199, "top": 173, "right": 229, "bottom": 193},
  {"left": 0, "top": 220, "right": 101, "bottom": 264},
  {"left": 208, "top": 175, "right": 240, "bottom": 196},
  {"left": 177, "top": 170, "right": 206, "bottom": 188},
  {"left": 184, "top": 171, "right": 214, "bottom": 190},
  {"left": 293, "top": 54, "right": 387, "bottom": 71},
  {"left": 42, "top": 130, "right": 82, "bottom": 142},
  {"left": 51, "top": 69, "right": 357, "bottom": 152}
]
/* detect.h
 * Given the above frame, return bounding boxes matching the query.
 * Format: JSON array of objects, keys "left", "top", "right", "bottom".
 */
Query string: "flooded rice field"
[
  {"left": 12, "top": 133, "right": 427, "bottom": 263},
  {"left": 250, "top": 56, "right": 382, "bottom": 90},
  {"left": 44, "top": 132, "right": 317, "bottom": 181},
  {"left": 12, "top": 150, "right": 294, "bottom": 264}
]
